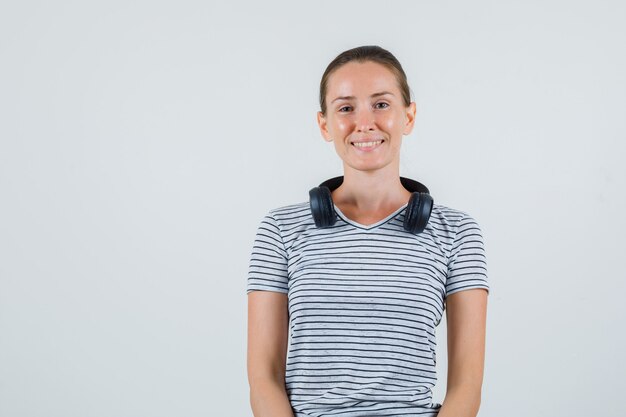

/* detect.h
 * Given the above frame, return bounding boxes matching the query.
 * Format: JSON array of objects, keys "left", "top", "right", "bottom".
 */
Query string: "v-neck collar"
[{"left": 333, "top": 203, "right": 408, "bottom": 230}]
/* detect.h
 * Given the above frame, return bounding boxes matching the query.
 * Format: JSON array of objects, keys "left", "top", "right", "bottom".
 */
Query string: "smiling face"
[{"left": 317, "top": 60, "right": 416, "bottom": 173}]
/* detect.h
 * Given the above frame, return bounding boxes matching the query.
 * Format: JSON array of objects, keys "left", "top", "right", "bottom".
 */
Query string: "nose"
[{"left": 355, "top": 106, "right": 375, "bottom": 132}]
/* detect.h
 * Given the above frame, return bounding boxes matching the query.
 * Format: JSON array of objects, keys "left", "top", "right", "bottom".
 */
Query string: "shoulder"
[
  {"left": 265, "top": 201, "right": 310, "bottom": 222},
  {"left": 259, "top": 201, "right": 312, "bottom": 233},
  {"left": 429, "top": 202, "right": 480, "bottom": 234},
  {"left": 266, "top": 201, "right": 310, "bottom": 218},
  {"left": 427, "top": 203, "right": 485, "bottom": 256}
]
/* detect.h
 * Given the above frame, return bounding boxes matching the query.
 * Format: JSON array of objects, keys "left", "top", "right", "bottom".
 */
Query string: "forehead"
[{"left": 327, "top": 61, "right": 399, "bottom": 97}]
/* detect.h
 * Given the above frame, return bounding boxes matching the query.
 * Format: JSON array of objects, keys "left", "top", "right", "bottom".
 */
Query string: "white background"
[{"left": 1, "top": 1, "right": 624, "bottom": 416}]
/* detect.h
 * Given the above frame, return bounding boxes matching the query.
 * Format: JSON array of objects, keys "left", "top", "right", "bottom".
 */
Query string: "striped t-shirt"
[{"left": 247, "top": 200, "right": 489, "bottom": 417}]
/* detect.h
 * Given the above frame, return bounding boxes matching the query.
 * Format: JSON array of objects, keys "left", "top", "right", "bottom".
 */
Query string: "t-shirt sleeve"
[
  {"left": 445, "top": 212, "right": 490, "bottom": 297},
  {"left": 246, "top": 211, "right": 289, "bottom": 294}
]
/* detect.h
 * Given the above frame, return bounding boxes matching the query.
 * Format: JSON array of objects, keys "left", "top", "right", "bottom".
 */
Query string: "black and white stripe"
[{"left": 247, "top": 201, "right": 489, "bottom": 417}]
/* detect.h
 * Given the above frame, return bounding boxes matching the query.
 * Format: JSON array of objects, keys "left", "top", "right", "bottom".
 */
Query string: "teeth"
[{"left": 353, "top": 140, "right": 383, "bottom": 148}]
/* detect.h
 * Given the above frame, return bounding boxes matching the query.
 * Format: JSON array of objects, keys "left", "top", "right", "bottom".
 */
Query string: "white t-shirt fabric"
[{"left": 247, "top": 200, "right": 490, "bottom": 417}]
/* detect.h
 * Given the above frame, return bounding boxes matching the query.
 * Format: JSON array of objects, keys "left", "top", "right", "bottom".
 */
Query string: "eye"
[
  {"left": 338, "top": 105, "right": 352, "bottom": 113},
  {"left": 375, "top": 102, "right": 389, "bottom": 109}
]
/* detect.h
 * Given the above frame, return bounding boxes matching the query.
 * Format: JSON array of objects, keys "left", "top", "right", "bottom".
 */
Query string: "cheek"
[
  {"left": 336, "top": 119, "right": 352, "bottom": 133},
  {"left": 382, "top": 113, "right": 399, "bottom": 128},
  {"left": 382, "top": 112, "right": 404, "bottom": 132}
]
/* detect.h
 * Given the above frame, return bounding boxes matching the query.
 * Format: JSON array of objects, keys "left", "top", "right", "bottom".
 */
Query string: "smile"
[{"left": 351, "top": 139, "right": 384, "bottom": 150}]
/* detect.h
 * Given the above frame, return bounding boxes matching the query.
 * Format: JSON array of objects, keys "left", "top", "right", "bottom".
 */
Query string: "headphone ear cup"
[
  {"left": 309, "top": 186, "right": 336, "bottom": 228},
  {"left": 404, "top": 192, "right": 434, "bottom": 234}
]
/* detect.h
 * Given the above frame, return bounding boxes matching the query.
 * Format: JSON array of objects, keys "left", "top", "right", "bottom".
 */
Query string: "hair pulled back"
[{"left": 319, "top": 45, "right": 412, "bottom": 117}]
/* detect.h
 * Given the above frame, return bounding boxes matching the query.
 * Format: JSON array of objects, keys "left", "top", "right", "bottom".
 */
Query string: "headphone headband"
[{"left": 319, "top": 176, "right": 430, "bottom": 194}]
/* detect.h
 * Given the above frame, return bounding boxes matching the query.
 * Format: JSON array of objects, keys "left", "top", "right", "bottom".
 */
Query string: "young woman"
[{"left": 247, "top": 45, "right": 489, "bottom": 417}]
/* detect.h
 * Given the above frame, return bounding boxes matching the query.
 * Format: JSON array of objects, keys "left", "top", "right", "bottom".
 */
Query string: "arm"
[
  {"left": 247, "top": 290, "right": 294, "bottom": 417},
  {"left": 437, "top": 288, "right": 488, "bottom": 417}
]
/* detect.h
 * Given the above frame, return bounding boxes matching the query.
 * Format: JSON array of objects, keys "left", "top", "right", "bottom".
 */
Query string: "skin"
[
  {"left": 438, "top": 288, "right": 488, "bottom": 417},
  {"left": 317, "top": 60, "right": 489, "bottom": 416},
  {"left": 248, "top": 59, "right": 488, "bottom": 417},
  {"left": 248, "top": 291, "right": 293, "bottom": 417},
  {"left": 316, "top": 60, "right": 417, "bottom": 225}
]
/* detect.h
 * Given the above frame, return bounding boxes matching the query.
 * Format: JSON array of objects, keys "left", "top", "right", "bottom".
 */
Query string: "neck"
[{"left": 331, "top": 165, "right": 412, "bottom": 212}]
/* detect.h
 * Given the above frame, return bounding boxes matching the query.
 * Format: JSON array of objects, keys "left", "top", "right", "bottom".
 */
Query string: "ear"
[
  {"left": 402, "top": 102, "right": 417, "bottom": 135},
  {"left": 317, "top": 111, "right": 332, "bottom": 142}
]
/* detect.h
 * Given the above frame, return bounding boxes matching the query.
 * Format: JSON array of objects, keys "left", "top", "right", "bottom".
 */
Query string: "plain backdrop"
[{"left": 1, "top": 1, "right": 625, "bottom": 416}]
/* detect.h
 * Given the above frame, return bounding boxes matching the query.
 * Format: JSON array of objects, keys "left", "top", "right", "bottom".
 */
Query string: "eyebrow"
[{"left": 331, "top": 91, "right": 394, "bottom": 103}]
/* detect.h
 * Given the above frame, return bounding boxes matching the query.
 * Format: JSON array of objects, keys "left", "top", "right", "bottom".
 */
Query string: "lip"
[
  {"left": 351, "top": 139, "right": 384, "bottom": 152},
  {"left": 351, "top": 138, "right": 385, "bottom": 144}
]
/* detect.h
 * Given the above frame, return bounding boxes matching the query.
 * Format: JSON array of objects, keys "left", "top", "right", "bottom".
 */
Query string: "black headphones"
[{"left": 308, "top": 176, "right": 434, "bottom": 234}]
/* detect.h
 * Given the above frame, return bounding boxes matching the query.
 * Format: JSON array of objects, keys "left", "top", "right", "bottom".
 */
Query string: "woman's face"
[{"left": 317, "top": 60, "right": 416, "bottom": 174}]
